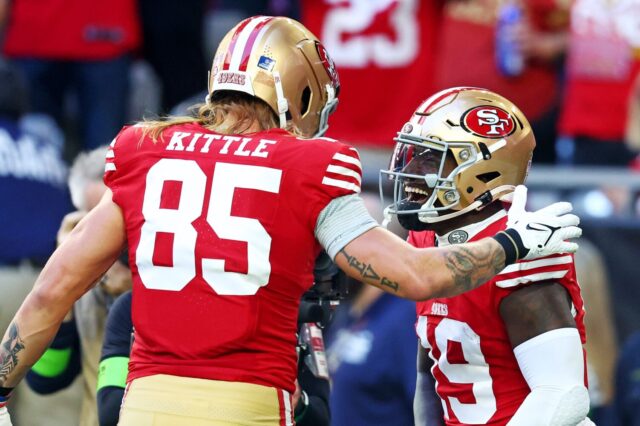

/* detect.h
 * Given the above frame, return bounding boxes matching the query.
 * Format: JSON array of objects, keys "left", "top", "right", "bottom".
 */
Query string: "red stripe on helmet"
[
  {"left": 239, "top": 17, "right": 274, "bottom": 71},
  {"left": 223, "top": 17, "right": 254, "bottom": 71},
  {"left": 417, "top": 87, "right": 480, "bottom": 124}
]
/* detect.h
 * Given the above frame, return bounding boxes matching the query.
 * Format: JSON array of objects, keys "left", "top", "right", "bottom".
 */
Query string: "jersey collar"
[{"left": 436, "top": 209, "right": 507, "bottom": 246}]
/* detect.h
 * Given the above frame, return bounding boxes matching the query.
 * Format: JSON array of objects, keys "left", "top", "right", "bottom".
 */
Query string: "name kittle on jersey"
[{"left": 165, "top": 131, "right": 276, "bottom": 158}]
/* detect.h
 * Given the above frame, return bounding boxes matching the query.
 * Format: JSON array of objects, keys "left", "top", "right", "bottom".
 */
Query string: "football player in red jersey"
[
  {"left": 0, "top": 18, "right": 581, "bottom": 426},
  {"left": 380, "top": 87, "right": 593, "bottom": 426}
]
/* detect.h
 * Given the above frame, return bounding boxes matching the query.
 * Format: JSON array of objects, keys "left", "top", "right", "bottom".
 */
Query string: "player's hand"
[
  {"left": 0, "top": 406, "right": 13, "bottom": 426},
  {"left": 505, "top": 185, "right": 581, "bottom": 260},
  {"left": 292, "top": 379, "right": 302, "bottom": 408}
]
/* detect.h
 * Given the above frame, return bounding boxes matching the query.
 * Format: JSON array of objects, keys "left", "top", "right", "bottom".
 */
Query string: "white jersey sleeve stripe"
[
  {"left": 499, "top": 255, "right": 573, "bottom": 274},
  {"left": 322, "top": 177, "right": 361, "bottom": 193},
  {"left": 105, "top": 162, "right": 116, "bottom": 172},
  {"left": 332, "top": 152, "right": 362, "bottom": 170},
  {"left": 496, "top": 270, "right": 569, "bottom": 288},
  {"left": 106, "top": 149, "right": 115, "bottom": 159},
  {"left": 326, "top": 165, "right": 362, "bottom": 184}
]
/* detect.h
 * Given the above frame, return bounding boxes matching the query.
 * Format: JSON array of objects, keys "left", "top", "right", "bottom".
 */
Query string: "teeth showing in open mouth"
[{"left": 405, "top": 186, "right": 429, "bottom": 196}]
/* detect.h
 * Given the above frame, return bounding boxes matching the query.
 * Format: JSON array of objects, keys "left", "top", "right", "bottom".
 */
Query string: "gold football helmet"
[
  {"left": 208, "top": 16, "right": 340, "bottom": 138},
  {"left": 381, "top": 87, "right": 536, "bottom": 226}
]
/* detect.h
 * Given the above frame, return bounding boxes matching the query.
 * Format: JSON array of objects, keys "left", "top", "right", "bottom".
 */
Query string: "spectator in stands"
[
  {"left": 0, "top": 59, "right": 79, "bottom": 426},
  {"left": 556, "top": 0, "right": 640, "bottom": 166},
  {"left": 137, "top": 0, "right": 207, "bottom": 112},
  {"left": 627, "top": 69, "right": 640, "bottom": 165},
  {"left": 302, "top": 0, "right": 443, "bottom": 147},
  {"left": 575, "top": 239, "right": 618, "bottom": 424},
  {"left": 432, "top": 0, "right": 569, "bottom": 164},
  {"left": 25, "top": 146, "right": 132, "bottom": 426},
  {"left": 613, "top": 331, "right": 640, "bottom": 426},
  {"left": 0, "top": 0, "right": 141, "bottom": 152}
]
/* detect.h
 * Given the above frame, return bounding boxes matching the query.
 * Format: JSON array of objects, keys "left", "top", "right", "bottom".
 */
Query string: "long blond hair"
[{"left": 142, "top": 91, "right": 281, "bottom": 141}]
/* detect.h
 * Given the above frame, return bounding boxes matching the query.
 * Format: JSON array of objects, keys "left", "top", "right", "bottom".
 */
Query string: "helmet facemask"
[{"left": 380, "top": 132, "right": 480, "bottom": 229}]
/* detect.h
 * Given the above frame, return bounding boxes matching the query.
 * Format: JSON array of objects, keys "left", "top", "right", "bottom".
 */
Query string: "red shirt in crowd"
[
  {"left": 558, "top": 0, "right": 640, "bottom": 141},
  {"left": 302, "top": 0, "right": 443, "bottom": 147},
  {"left": 3, "top": 0, "right": 141, "bottom": 60},
  {"left": 433, "top": 0, "right": 568, "bottom": 121}
]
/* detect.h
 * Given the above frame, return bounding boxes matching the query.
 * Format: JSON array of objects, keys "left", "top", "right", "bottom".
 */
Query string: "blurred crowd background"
[{"left": 0, "top": 0, "right": 639, "bottom": 425}]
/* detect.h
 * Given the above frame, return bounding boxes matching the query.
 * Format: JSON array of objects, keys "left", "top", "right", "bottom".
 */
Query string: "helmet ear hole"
[
  {"left": 300, "top": 86, "right": 311, "bottom": 117},
  {"left": 476, "top": 171, "right": 501, "bottom": 183}
]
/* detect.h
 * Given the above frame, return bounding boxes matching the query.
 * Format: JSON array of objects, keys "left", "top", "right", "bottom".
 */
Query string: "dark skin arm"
[{"left": 499, "top": 281, "right": 576, "bottom": 348}]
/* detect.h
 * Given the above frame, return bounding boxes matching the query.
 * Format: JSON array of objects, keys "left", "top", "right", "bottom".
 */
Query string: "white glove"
[
  {"left": 0, "top": 406, "right": 13, "bottom": 426},
  {"left": 502, "top": 185, "right": 581, "bottom": 261}
]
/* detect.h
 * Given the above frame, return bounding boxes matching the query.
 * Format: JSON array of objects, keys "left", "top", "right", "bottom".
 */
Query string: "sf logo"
[
  {"left": 476, "top": 109, "right": 510, "bottom": 135},
  {"left": 462, "top": 106, "right": 515, "bottom": 138}
]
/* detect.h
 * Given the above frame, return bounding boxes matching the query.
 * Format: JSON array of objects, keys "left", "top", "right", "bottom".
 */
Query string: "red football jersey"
[
  {"left": 104, "top": 124, "right": 362, "bottom": 393},
  {"left": 302, "top": 0, "right": 443, "bottom": 147},
  {"left": 409, "top": 211, "right": 586, "bottom": 425}
]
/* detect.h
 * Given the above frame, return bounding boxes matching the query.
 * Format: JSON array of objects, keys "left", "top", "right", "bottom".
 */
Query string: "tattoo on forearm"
[
  {"left": 339, "top": 249, "right": 399, "bottom": 292},
  {"left": 443, "top": 242, "right": 505, "bottom": 295},
  {"left": 0, "top": 323, "right": 25, "bottom": 386}
]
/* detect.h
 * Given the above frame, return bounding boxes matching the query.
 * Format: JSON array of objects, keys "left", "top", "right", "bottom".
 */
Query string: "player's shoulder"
[
  {"left": 494, "top": 252, "right": 575, "bottom": 289},
  {"left": 281, "top": 132, "right": 357, "bottom": 158}
]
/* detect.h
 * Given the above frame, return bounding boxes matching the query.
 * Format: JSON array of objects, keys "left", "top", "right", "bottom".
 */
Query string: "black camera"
[{"left": 298, "top": 251, "right": 348, "bottom": 326}]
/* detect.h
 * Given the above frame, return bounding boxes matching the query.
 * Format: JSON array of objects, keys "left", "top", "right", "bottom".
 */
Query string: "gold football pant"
[{"left": 118, "top": 374, "right": 294, "bottom": 426}]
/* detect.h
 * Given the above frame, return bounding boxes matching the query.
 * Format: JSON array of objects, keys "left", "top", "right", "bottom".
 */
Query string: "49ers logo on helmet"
[
  {"left": 316, "top": 42, "right": 340, "bottom": 89},
  {"left": 461, "top": 106, "right": 516, "bottom": 139}
]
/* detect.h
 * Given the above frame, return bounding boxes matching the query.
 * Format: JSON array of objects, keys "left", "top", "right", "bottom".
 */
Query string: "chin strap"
[
  {"left": 273, "top": 71, "right": 289, "bottom": 130},
  {"left": 418, "top": 185, "right": 516, "bottom": 224}
]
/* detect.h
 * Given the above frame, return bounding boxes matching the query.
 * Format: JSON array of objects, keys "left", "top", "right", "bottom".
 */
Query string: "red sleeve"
[
  {"left": 491, "top": 253, "right": 587, "bottom": 343},
  {"left": 103, "top": 125, "right": 139, "bottom": 190},
  {"left": 493, "top": 253, "right": 575, "bottom": 290},
  {"left": 303, "top": 141, "right": 363, "bottom": 230},
  {"left": 317, "top": 142, "right": 362, "bottom": 198}
]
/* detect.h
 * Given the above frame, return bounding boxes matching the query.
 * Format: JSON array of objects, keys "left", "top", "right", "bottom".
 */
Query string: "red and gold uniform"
[
  {"left": 103, "top": 123, "right": 362, "bottom": 422},
  {"left": 410, "top": 211, "right": 586, "bottom": 426}
]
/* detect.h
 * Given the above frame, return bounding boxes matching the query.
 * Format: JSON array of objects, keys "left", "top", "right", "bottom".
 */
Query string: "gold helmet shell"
[
  {"left": 382, "top": 87, "right": 536, "bottom": 224},
  {"left": 208, "top": 16, "right": 340, "bottom": 138}
]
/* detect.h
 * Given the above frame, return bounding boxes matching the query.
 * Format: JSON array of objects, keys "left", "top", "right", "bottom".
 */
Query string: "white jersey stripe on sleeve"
[
  {"left": 326, "top": 165, "right": 362, "bottom": 184},
  {"left": 106, "top": 149, "right": 115, "bottom": 159},
  {"left": 105, "top": 163, "right": 116, "bottom": 172},
  {"left": 332, "top": 152, "right": 362, "bottom": 170},
  {"left": 499, "top": 255, "right": 572, "bottom": 274},
  {"left": 496, "top": 270, "right": 569, "bottom": 288},
  {"left": 322, "top": 177, "right": 361, "bottom": 193},
  {"left": 282, "top": 389, "right": 293, "bottom": 426}
]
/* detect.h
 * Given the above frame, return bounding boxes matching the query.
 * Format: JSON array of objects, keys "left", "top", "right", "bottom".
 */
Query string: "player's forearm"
[
  {"left": 410, "top": 238, "right": 507, "bottom": 300},
  {"left": 337, "top": 228, "right": 507, "bottom": 301},
  {"left": 0, "top": 232, "right": 115, "bottom": 388},
  {"left": 0, "top": 292, "right": 70, "bottom": 388}
]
